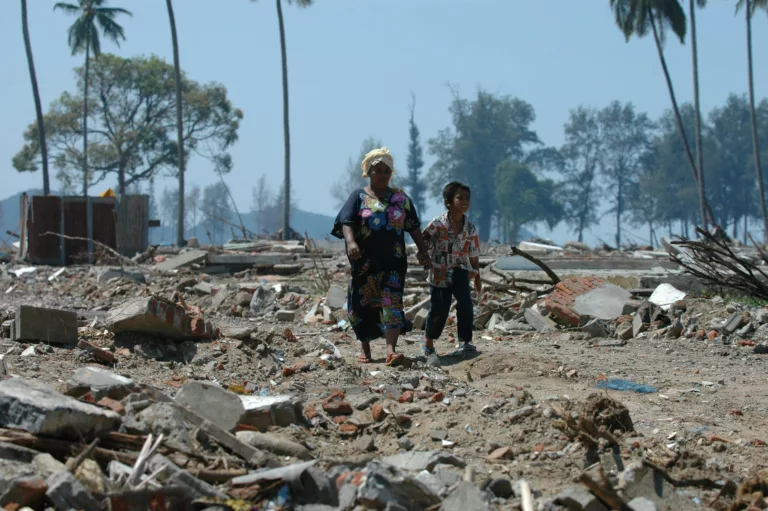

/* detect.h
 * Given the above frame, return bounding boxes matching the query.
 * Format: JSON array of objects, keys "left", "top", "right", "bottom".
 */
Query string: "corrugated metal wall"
[{"left": 26, "top": 194, "right": 148, "bottom": 265}]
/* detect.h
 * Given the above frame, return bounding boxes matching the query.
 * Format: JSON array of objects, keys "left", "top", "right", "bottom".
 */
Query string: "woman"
[{"left": 332, "top": 147, "right": 429, "bottom": 366}]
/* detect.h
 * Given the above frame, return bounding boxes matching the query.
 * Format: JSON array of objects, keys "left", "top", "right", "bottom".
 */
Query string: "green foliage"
[
  {"left": 558, "top": 107, "right": 603, "bottom": 242},
  {"left": 13, "top": 54, "right": 243, "bottom": 192},
  {"left": 428, "top": 89, "right": 541, "bottom": 240},
  {"left": 54, "top": 0, "right": 132, "bottom": 57},
  {"left": 495, "top": 162, "right": 563, "bottom": 244},
  {"left": 609, "top": 0, "right": 687, "bottom": 43}
]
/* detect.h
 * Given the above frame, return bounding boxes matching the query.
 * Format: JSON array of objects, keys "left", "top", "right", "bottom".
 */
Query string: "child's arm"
[{"left": 469, "top": 230, "right": 482, "bottom": 293}]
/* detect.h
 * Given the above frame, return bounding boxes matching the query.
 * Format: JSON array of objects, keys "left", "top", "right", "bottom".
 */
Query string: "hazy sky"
[{"left": 2, "top": 1, "right": 766, "bottom": 245}]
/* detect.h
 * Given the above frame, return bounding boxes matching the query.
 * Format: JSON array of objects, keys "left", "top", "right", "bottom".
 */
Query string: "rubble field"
[{"left": 0, "top": 241, "right": 767, "bottom": 511}]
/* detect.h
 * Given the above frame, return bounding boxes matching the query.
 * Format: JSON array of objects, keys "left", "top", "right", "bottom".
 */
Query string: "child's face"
[{"left": 447, "top": 189, "right": 471, "bottom": 214}]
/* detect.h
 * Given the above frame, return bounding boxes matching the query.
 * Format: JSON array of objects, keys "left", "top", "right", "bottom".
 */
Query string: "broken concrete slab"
[
  {"left": 97, "top": 267, "right": 146, "bottom": 284},
  {"left": 192, "top": 281, "right": 215, "bottom": 295},
  {"left": 524, "top": 308, "right": 557, "bottom": 332},
  {"left": 0, "top": 378, "right": 120, "bottom": 439},
  {"left": 554, "top": 486, "right": 608, "bottom": 511},
  {"left": 155, "top": 249, "right": 208, "bottom": 271},
  {"left": 104, "top": 296, "right": 219, "bottom": 340},
  {"left": 544, "top": 277, "right": 619, "bottom": 326},
  {"left": 326, "top": 285, "right": 346, "bottom": 310},
  {"left": 67, "top": 366, "right": 135, "bottom": 399},
  {"left": 250, "top": 286, "right": 277, "bottom": 315},
  {"left": 14, "top": 305, "right": 78, "bottom": 344},
  {"left": 207, "top": 253, "right": 295, "bottom": 266},
  {"left": 174, "top": 380, "right": 245, "bottom": 432},
  {"left": 382, "top": 451, "right": 466, "bottom": 472},
  {"left": 582, "top": 319, "right": 609, "bottom": 339},
  {"left": 440, "top": 482, "right": 491, "bottom": 511},
  {"left": 573, "top": 282, "right": 632, "bottom": 321},
  {"left": 358, "top": 461, "right": 441, "bottom": 510},
  {"left": 230, "top": 460, "right": 319, "bottom": 488},
  {"left": 240, "top": 394, "right": 303, "bottom": 430},
  {"left": 413, "top": 309, "right": 428, "bottom": 330},
  {"left": 46, "top": 471, "right": 101, "bottom": 511},
  {"left": 632, "top": 313, "right": 648, "bottom": 338}
]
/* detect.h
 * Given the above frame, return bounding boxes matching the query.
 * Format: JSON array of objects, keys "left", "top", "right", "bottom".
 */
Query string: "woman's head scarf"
[{"left": 361, "top": 147, "right": 395, "bottom": 178}]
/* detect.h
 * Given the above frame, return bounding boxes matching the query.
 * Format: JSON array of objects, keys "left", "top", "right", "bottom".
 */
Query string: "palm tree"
[
  {"left": 610, "top": 0, "right": 714, "bottom": 229},
  {"left": 737, "top": 0, "right": 768, "bottom": 241},
  {"left": 252, "top": 0, "right": 313, "bottom": 240},
  {"left": 165, "top": 0, "right": 185, "bottom": 247},
  {"left": 54, "top": 0, "right": 131, "bottom": 197},
  {"left": 21, "top": 0, "right": 50, "bottom": 195},
  {"left": 689, "top": 0, "right": 708, "bottom": 230}
]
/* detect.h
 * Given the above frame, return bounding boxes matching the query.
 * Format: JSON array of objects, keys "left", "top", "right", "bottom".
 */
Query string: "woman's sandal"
[
  {"left": 385, "top": 353, "right": 405, "bottom": 367},
  {"left": 357, "top": 355, "right": 373, "bottom": 364},
  {"left": 421, "top": 342, "right": 436, "bottom": 356}
]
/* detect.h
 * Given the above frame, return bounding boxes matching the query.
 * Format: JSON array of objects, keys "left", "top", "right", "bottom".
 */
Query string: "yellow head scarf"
[{"left": 361, "top": 147, "right": 395, "bottom": 178}]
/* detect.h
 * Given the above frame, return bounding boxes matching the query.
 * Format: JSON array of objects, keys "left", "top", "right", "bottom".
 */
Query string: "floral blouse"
[
  {"left": 422, "top": 212, "right": 481, "bottom": 287},
  {"left": 332, "top": 188, "right": 420, "bottom": 272}
]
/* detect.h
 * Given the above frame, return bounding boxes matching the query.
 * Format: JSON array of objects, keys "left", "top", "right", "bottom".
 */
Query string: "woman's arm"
[
  {"left": 343, "top": 225, "right": 361, "bottom": 260},
  {"left": 409, "top": 229, "right": 430, "bottom": 268}
]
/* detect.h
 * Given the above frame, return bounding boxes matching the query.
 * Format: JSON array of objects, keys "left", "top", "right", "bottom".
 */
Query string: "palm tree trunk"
[
  {"left": 276, "top": 0, "right": 291, "bottom": 241},
  {"left": 746, "top": 0, "right": 768, "bottom": 242},
  {"left": 649, "top": 9, "right": 712, "bottom": 229},
  {"left": 689, "top": 0, "right": 708, "bottom": 230},
  {"left": 166, "top": 0, "right": 185, "bottom": 247},
  {"left": 21, "top": 0, "right": 49, "bottom": 196},
  {"left": 82, "top": 32, "right": 91, "bottom": 197}
]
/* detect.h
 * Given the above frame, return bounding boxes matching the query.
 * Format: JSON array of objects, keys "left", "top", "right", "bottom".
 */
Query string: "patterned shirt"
[{"left": 422, "top": 212, "right": 481, "bottom": 287}]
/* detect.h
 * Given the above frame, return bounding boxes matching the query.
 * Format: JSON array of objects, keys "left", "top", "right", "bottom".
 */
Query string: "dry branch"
[
  {"left": 40, "top": 231, "right": 140, "bottom": 269},
  {"left": 670, "top": 227, "right": 768, "bottom": 300},
  {"left": 510, "top": 246, "right": 561, "bottom": 284}
]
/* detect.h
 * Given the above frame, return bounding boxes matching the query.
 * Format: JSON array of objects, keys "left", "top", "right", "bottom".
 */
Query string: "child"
[{"left": 421, "top": 181, "right": 481, "bottom": 358}]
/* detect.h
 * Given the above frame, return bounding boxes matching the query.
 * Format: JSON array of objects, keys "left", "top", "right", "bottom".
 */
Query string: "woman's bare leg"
[{"left": 385, "top": 327, "right": 400, "bottom": 357}]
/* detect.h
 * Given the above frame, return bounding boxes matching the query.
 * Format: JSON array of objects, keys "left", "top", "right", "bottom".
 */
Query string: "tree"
[
  {"left": 13, "top": 55, "right": 243, "bottom": 195},
  {"left": 404, "top": 93, "right": 427, "bottom": 217},
  {"left": 186, "top": 184, "right": 201, "bottom": 237},
  {"left": 252, "top": 174, "right": 271, "bottom": 235},
  {"left": 736, "top": 0, "right": 768, "bottom": 241},
  {"left": 558, "top": 106, "right": 603, "bottom": 242},
  {"left": 54, "top": 0, "right": 132, "bottom": 197},
  {"left": 494, "top": 162, "right": 563, "bottom": 244},
  {"left": 161, "top": 186, "right": 179, "bottom": 230},
  {"left": 428, "top": 90, "right": 541, "bottom": 240},
  {"left": 251, "top": 0, "right": 313, "bottom": 240},
  {"left": 165, "top": 0, "right": 185, "bottom": 246},
  {"left": 201, "top": 183, "right": 233, "bottom": 245},
  {"left": 689, "top": 0, "right": 708, "bottom": 229},
  {"left": 609, "top": 0, "right": 713, "bottom": 228},
  {"left": 331, "top": 137, "right": 382, "bottom": 207},
  {"left": 21, "top": 0, "right": 49, "bottom": 196},
  {"left": 599, "top": 101, "right": 654, "bottom": 248}
]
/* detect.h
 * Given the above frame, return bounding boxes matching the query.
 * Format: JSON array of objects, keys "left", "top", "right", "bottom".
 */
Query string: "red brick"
[
  {"left": 323, "top": 401, "right": 353, "bottom": 415},
  {"left": 97, "top": 396, "right": 125, "bottom": 415}
]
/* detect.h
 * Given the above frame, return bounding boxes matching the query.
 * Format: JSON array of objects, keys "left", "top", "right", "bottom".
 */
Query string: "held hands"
[
  {"left": 347, "top": 242, "right": 362, "bottom": 261},
  {"left": 416, "top": 250, "right": 430, "bottom": 269}
]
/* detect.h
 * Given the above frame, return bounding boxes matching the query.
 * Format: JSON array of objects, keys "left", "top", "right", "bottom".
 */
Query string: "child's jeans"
[{"left": 425, "top": 269, "right": 473, "bottom": 343}]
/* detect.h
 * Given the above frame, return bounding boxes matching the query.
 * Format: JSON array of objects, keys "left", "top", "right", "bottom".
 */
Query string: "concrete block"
[
  {"left": 97, "top": 267, "right": 146, "bottom": 284},
  {"left": 45, "top": 471, "right": 101, "bottom": 511},
  {"left": 0, "top": 378, "right": 120, "bottom": 439},
  {"left": 14, "top": 305, "right": 77, "bottom": 344},
  {"left": 277, "top": 309, "right": 296, "bottom": 322},
  {"left": 326, "top": 285, "right": 346, "bottom": 310},
  {"left": 174, "top": 380, "right": 245, "bottom": 432},
  {"left": 523, "top": 308, "right": 557, "bottom": 332},
  {"left": 413, "top": 309, "right": 429, "bottom": 331},
  {"left": 104, "top": 297, "right": 219, "bottom": 340},
  {"left": 155, "top": 249, "right": 208, "bottom": 271}
]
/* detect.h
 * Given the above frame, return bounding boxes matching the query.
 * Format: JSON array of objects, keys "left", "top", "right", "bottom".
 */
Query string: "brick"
[
  {"left": 0, "top": 476, "right": 47, "bottom": 510},
  {"left": 96, "top": 396, "right": 125, "bottom": 415},
  {"left": 14, "top": 305, "right": 78, "bottom": 344},
  {"left": 77, "top": 340, "right": 117, "bottom": 364}
]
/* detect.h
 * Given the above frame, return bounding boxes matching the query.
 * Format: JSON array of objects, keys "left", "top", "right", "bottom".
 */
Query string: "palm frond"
[
  {"left": 658, "top": 0, "right": 687, "bottom": 42},
  {"left": 90, "top": 23, "right": 101, "bottom": 56},
  {"left": 94, "top": 6, "right": 132, "bottom": 17},
  {"left": 67, "top": 18, "right": 89, "bottom": 54},
  {"left": 53, "top": 2, "right": 79, "bottom": 14},
  {"left": 96, "top": 13, "right": 127, "bottom": 45}
]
